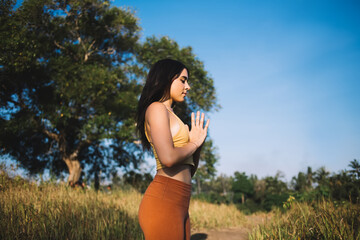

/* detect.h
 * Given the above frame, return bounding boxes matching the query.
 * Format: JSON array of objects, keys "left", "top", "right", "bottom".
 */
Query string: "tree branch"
[
  {"left": 84, "top": 40, "right": 96, "bottom": 62},
  {"left": 54, "top": 41, "right": 66, "bottom": 50},
  {"left": 69, "top": 139, "right": 92, "bottom": 160},
  {"left": 42, "top": 128, "right": 59, "bottom": 141}
]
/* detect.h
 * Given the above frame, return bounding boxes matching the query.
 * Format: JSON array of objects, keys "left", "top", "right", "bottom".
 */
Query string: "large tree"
[
  {"left": 1, "top": 0, "right": 219, "bottom": 184},
  {"left": 1, "top": 0, "right": 141, "bottom": 184},
  {"left": 232, "top": 171, "right": 254, "bottom": 204}
]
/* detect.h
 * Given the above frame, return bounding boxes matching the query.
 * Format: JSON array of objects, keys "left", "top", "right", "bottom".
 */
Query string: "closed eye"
[{"left": 180, "top": 76, "right": 188, "bottom": 84}]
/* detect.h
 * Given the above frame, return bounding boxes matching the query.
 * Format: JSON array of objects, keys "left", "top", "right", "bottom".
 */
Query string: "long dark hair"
[{"left": 136, "top": 59, "right": 189, "bottom": 150}]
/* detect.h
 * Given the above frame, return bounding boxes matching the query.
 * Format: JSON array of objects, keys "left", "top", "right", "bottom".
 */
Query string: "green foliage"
[
  {"left": 291, "top": 172, "right": 307, "bottom": 192},
  {"left": 249, "top": 172, "right": 289, "bottom": 212},
  {"left": 348, "top": 159, "right": 360, "bottom": 180},
  {"left": 329, "top": 169, "right": 359, "bottom": 203},
  {"left": 1, "top": 0, "right": 220, "bottom": 183},
  {"left": 192, "top": 160, "right": 360, "bottom": 214},
  {"left": 282, "top": 195, "right": 295, "bottom": 209},
  {"left": 232, "top": 171, "right": 254, "bottom": 203},
  {"left": 235, "top": 199, "right": 261, "bottom": 215},
  {"left": 196, "top": 139, "right": 218, "bottom": 179},
  {"left": 1, "top": 0, "right": 143, "bottom": 179},
  {"left": 192, "top": 173, "right": 233, "bottom": 204},
  {"left": 262, "top": 193, "right": 290, "bottom": 212},
  {"left": 122, "top": 170, "right": 153, "bottom": 193},
  {"left": 136, "top": 36, "right": 220, "bottom": 113}
]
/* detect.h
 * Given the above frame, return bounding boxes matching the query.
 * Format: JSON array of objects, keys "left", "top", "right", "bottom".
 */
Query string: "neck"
[{"left": 162, "top": 99, "right": 173, "bottom": 110}]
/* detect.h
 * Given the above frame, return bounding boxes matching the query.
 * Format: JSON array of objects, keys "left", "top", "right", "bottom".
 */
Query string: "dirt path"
[
  {"left": 191, "top": 228, "right": 249, "bottom": 240},
  {"left": 191, "top": 214, "right": 271, "bottom": 240}
]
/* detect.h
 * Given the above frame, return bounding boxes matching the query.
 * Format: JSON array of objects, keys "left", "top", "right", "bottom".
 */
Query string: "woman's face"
[{"left": 169, "top": 68, "right": 190, "bottom": 102}]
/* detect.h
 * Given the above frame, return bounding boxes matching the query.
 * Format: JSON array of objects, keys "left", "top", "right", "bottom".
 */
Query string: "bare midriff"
[{"left": 156, "top": 164, "right": 192, "bottom": 184}]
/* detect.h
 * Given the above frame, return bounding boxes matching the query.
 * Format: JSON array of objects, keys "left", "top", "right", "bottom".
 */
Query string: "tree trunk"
[
  {"left": 196, "top": 175, "right": 201, "bottom": 195},
  {"left": 94, "top": 169, "right": 100, "bottom": 191},
  {"left": 64, "top": 158, "right": 82, "bottom": 185},
  {"left": 221, "top": 178, "right": 227, "bottom": 195},
  {"left": 241, "top": 193, "right": 245, "bottom": 204}
]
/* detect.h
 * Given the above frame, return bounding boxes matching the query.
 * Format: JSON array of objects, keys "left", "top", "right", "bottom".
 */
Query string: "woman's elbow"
[
  {"left": 161, "top": 160, "right": 175, "bottom": 168},
  {"left": 159, "top": 155, "right": 177, "bottom": 168}
]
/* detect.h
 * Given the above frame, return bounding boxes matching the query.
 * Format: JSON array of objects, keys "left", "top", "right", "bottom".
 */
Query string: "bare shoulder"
[
  {"left": 147, "top": 102, "right": 166, "bottom": 111},
  {"left": 145, "top": 102, "right": 169, "bottom": 121}
]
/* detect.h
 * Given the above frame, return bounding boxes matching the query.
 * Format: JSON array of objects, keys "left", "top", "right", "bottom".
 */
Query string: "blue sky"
[{"left": 117, "top": 0, "right": 360, "bottom": 180}]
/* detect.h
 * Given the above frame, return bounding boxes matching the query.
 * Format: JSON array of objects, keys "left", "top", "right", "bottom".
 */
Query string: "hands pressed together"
[{"left": 188, "top": 111, "right": 210, "bottom": 148}]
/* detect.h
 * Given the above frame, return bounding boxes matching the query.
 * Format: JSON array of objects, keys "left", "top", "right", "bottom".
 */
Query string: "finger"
[
  {"left": 196, "top": 111, "right": 200, "bottom": 126},
  {"left": 200, "top": 112, "right": 205, "bottom": 127},
  {"left": 191, "top": 112, "right": 195, "bottom": 128},
  {"left": 204, "top": 119, "right": 210, "bottom": 131}
]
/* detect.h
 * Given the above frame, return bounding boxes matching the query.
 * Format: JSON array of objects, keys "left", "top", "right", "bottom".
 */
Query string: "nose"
[{"left": 185, "top": 81, "right": 190, "bottom": 90}]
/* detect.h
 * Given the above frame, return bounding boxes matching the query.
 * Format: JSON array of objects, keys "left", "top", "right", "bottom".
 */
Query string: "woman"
[{"left": 136, "top": 59, "right": 210, "bottom": 240}]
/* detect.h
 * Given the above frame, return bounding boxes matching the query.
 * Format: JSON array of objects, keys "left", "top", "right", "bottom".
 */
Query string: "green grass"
[{"left": 249, "top": 199, "right": 360, "bottom": 240}]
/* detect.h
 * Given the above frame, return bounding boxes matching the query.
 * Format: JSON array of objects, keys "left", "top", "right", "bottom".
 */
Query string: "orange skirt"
[{"left": 138, "top": 175, "right": 192, "bottom": 240}]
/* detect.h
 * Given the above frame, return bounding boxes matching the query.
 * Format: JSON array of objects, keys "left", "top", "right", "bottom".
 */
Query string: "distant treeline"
[{"left": 194, "top": 159, "right": 360, "bottom": 213}]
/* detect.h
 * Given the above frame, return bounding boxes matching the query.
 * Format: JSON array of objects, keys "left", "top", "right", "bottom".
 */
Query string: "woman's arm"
[
  {"left": 191, "top": 144, "right": 203, "bottom": 177},
  {"left": 146, "top": 102, "right": 209, "bottom": 168},
  {"left": 146, "top": 103, "right": 197, "bottom": 167}
]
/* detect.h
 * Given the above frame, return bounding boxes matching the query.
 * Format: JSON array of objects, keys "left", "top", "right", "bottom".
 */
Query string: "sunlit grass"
[
  {"left": 0, "top": 169, "right": 247, "bottom": 239},
  {"left": 190, "top": 200, "right": 246, "bottom": 229},
  {"left": 249, "top": 199, "right": 360, "bottom": 240},
  {"left": 4, "top": 168, "right": 358, "bottom": 240},
  {"left": 0, "top": 171, "right": 144, "bottom": 240}
]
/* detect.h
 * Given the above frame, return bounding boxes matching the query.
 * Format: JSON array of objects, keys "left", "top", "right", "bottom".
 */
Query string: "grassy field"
[
  {"left": 190, "top": 200, "right": 245, "bottom": 229},
  {"left": 0, "top": 169, "right": 245, "bottom": 240},
  {"left": 249, "top": 198, "right": 360, "bottom": 240},
  {"left": 2, "top": 168, "right": 359, "bottom": 240},
  {"left": 0, "top": 173, "right": 143, "bottom": 239}
]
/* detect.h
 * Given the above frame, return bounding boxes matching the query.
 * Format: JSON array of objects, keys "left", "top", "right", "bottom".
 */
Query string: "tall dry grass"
[
  {"left": 0, "top": 169, "right": 246, "bottom": 239},
  {"left": 249, "top": 199, "right": 360, "bottom": 240},
  {"left": 190, "top": 200, "right": 245, "bottom": 229},
  {"left": 0, "top": 171, "right": 144, "bottom": 240}
]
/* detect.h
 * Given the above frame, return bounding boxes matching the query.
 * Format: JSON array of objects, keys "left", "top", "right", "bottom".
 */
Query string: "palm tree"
[
  {"left": 315, "top": 167, "right": 330, "bottom": 186},
  {"left": 291, "top": 172, "right": 307, "bottom": 192},
  {"left": 348, "top": 159, "right": 360, "bottom": 180},
  {"left": 306, "top": 166, "right": 314, "bottom": 190}
]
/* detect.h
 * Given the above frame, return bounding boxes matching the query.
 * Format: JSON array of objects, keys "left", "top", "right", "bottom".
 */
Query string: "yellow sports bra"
[{"left": 144, "top": 107, "right": 194, "bottom": 170}]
